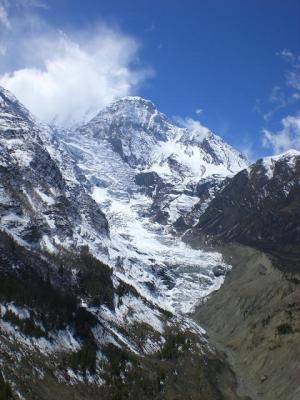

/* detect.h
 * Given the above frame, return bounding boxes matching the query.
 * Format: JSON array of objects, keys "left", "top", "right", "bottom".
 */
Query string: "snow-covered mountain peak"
[
  {"left": 76, "top": 95, "right": 249, "bottom": 177},
  {"left": 102, "top": 95, "right": 162, "bottom": 116},
  {"left": 111, "top": 95, "right": 157, "bottom": 107},
  {"left": 283, "top": 148, "right": 300, "bottom": 156},
  {"left": 93, "top": 95, "right": 166, "bottom": 123},
  {"left": 1, "top": 88, "right": 299, "bottom": 398},
  {"left": 83, "top": 95, "right": 174, "bottom": 142}
]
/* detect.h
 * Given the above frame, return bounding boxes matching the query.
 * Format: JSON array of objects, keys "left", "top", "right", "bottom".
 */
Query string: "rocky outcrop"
[{"left": 134, "top": 171, "right": 164, "bottom": 197}]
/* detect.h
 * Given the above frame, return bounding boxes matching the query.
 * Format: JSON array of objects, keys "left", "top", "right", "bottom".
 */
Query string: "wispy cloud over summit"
[
  {"left": 0, "top": 1, "right": 153, "bottom": 126},
  {"left": 0, "top": 3, "right": 10, "bottom": 29}
]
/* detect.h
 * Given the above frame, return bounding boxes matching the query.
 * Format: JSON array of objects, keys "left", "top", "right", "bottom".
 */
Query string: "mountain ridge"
[
  {"left": 188, "top": 148, "right": 300, "bottom": 273},
  {"left": 0, "top": 86, "right": 247, "bottom": 399}
]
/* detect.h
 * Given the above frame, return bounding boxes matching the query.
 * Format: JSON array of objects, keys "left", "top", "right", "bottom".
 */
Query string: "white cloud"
[
  {"left": 195, "top": 108, "right": 203, "bottom": 115},
  {"left": 0, "top": 4, "right": 152, "bottom": 126},
  {"left": 278, "top": 49, "right": 300, "bottom": 93},
  {"left": 277, "top": 49, "right": 296, "bottom": 63},
  {"left": 286, "top": 70, "right": 300, "bottom": 91},
  {"left": 0, "top": 43, "right": 6, "bottom": 56},
  {"left": 20, "top": 0, "right": 48, "bottom": 8},
  {"left": 240, "top": 144, "right": 255, "bottom": 163},
  {"left": 257, "top": 50, "right": 300, "bottom": 118},
  {"left": 292, "top": 93, "right": 300, "bottom": 100},
  {"left": 144, "top": 22, "right": 156, "bottom": 33},
  {"left": 269, "top": 85, "right": 286, "bottom": 106},
  {"left": 263, "top": 115, "right": 300, "bottom": 153},
  {"left": 1, "top": 0, "right": 47, "bottom": 12},
  {"left": 0, "top": 4, "right": 10, "bottom": 29},
  {"left": 260, "top": 51, "right": 300, "bottom": 153}
]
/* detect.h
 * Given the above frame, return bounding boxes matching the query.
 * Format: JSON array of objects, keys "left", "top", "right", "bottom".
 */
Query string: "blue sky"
[{"left": 0, "top": 0, "right": 299, "bottom": 159}]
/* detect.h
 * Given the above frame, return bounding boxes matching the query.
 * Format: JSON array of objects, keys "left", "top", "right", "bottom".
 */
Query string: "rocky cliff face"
[
  {"left": 0, "top": 86, "right": 109, "bottom": 255},
  {"left": 190, "top": 150, "right": 300, "bottom": 272}
]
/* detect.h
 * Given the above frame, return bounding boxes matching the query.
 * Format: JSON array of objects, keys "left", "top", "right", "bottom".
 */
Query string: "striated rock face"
[
  {"left": 81, "top": 96, "right": 173, "bottom": 167},
  {"left": 190, "top": 150, "right": 300, "bottom": 272},
  {"left": 0, "top": 86, "right": 109, "bottom": 254}
]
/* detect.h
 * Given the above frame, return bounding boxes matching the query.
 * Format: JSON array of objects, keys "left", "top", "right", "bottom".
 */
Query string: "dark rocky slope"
[
  {"left": 189, "top": 150, "right": 300, "bottom": 273},
  {"left": 0, "top": 86, "right": 109, "bottom": 252}
]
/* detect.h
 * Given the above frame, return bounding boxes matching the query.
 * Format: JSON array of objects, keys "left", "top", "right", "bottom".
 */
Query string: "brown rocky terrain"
[{"left": 194, "top": 244, "right": 300, "bottom": 400}]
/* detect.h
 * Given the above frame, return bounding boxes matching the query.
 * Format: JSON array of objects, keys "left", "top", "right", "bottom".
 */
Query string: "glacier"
[{"left": 54, "top": 95, "right": 249, "bottom": 315}]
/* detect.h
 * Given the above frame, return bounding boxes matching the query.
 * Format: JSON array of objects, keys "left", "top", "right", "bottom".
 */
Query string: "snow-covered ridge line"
[
  {"left": 83, "top": 95, "right": 249, "bottom": 174},
  {"left": 246, "top": 148, "right": 300, "bottom": 180}
]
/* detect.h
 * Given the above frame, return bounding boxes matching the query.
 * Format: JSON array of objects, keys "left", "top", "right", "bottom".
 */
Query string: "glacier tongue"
[{"left": 93, "top": 186, "right": 228, "bottom": 314}]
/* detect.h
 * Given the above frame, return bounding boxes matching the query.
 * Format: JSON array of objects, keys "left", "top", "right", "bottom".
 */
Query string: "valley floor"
[{"left": 194, "top": 244, "right": 300, "bottom": 400}]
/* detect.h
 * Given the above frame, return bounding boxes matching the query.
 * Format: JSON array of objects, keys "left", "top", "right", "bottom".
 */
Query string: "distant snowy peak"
[
  {"left": 78, "top": 95, "right": 249, "bottom": 177},
  {"left": 101, "top": 95, "right": 163, "bottom": 119},
  {"left": 94, "top": 96, "right": 172, "bottom": 127}
]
